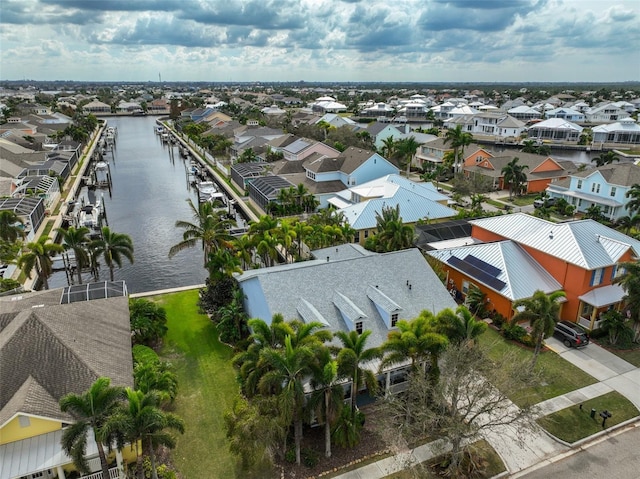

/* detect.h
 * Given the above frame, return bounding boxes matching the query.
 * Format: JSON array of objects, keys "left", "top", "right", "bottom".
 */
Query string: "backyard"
[{"left": 153, "top": 289, "right": 238, "bottom": 479}]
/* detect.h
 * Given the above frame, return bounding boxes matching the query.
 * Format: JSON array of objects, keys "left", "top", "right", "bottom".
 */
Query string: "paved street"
[{"left": 515, "top": 423, "right": 640, "bottom": 479}]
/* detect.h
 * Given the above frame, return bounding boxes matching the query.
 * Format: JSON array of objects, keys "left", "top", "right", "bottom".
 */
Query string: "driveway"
[{"left": 546, "top": 338, "right": 640, "bottom": 410}]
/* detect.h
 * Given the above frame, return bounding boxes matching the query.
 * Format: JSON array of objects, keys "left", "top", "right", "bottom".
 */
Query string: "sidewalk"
[{"left": 330, "top": 339, "right": 640, "bottom": 479}]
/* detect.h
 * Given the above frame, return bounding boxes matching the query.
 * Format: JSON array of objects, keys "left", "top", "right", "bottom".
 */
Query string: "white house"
[
  {"left": 527, "top": 118, "right": 583, "bottom": 142},
  {"left": 585, "top": 103, "right": 630, "bottom": 123},
  {"left": 592, "top": 117, "right": 640, "bottom": 145}
]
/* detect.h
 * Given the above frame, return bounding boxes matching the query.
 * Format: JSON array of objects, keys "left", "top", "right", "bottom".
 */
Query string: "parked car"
[
  {"left": 534, "top": 197, "right": 557, "bottom": 208},
  {"left": 553, "top": 320, "right": 589, "bottom": 348}
]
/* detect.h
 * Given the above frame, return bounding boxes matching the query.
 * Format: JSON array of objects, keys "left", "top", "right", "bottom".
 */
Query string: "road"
[{"left": 516, "top": 424, "right": 640, "bottom": 479}]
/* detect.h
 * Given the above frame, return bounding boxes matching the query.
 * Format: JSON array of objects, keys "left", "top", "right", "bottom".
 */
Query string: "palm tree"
[
  {"left": 233, "top": 234, "right": 254, "bottom": 269},
  {"left": 434, "top": 305, "right": 488, "bottom": 344},
  {"left": 615, "top": 214, "right": 640, "bottom": 235},
  {"left": 380, "top": 135, "right": 396, "bottom": 160},
  {"left": 614, "top": 262, "right": 640, "bottom": 343},
  {"left": 443, "top": 125, "right": 473, "bottom": 173},
  {"left": 59, "top": 377, "right": 126, "bottom": 478},
  {"left": 520, "top": 139, "right": 538, "bottom": 153},
  {"left": 0, "top": 210, "right": 24, "bottom": 242},
  {"left": 396, "top": 136, "right": 420, "bottom": 177},
  {"left": 206, "top": 248, "right": 241, "bottom": 281},
  {"left": 512, "top": 290, "right": 566, "bottom": 369},
  {"left": 108, "top": 389, "right": 185, "bottom": 479},
  {"left": 57, "top": 226, "right": 90, "bottom": 284},
  {"left": 91, "top": 227, "right": 134, "bottom": 281},
  {"left": 380, "top": 313, "right": 449, "bottom": 381},
  {"left": 626, "top": 184, "right": 640, "bottom": 217},
  {"left": 592, "top": 151, "right": 620, "bottom": 167},
  {"left": 292, "top": 220, "right": 312, "bottom": 260},
  {"left": 307, "top": 347, "right": 345, "bottom": 458},
  {"left": 258, "top": 336, "right": 314, "bottom": 465},
  {"left": 276, "top": 219, "right": 297, "bottom": 263},
  {"left": 169, "top": 198, "right": 234, "bottom": 265},
  {"left": 334, "top": 330, "right": 381, "bottom": 415},
  {"left": 367, "top": 204, "right": 414, "bottom": 252},
  {"left": 501, "top": 157, "right": 529, "bottom": 200},
  {"left": 133, "top": 361, "right": 178, "bottom": 405},
  {"left": 17, "top": 236, "right": 64, "bottom": 289}
]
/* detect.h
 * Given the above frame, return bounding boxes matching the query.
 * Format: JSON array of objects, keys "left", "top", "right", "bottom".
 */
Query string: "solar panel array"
[
  {"left": 60, "top": 281, "right": 128, "bottom": 304},
  {"left": 447, "top": 255, "right": 506, "bottom": 292}
]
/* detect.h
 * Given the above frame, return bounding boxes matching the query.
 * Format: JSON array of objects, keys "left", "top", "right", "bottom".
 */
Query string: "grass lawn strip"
[
  {"left": 537, "top": 391, "right": 639, "bottom": 444},
  {"left": 593, "top": 340, "right": 640, "bottom": 368},
  {"left": 478, "top": 328, "right": 597, "bottom": 407},
  {"left": 153, "top": 290, "right": 238, "bottom": 479}
]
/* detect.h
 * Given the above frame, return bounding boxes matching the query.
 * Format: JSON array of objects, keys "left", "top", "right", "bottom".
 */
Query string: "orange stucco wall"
[
  {"left": 444, "top": 267, "right": 515, "bottom": 320},
  {"left": 463, "top": 149, "right": 493, "bottom": 167}
]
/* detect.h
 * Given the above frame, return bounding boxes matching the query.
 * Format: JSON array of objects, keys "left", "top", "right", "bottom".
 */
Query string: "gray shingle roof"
[{"left": 0, "top": 287, "right": 133, "bottom": 427}]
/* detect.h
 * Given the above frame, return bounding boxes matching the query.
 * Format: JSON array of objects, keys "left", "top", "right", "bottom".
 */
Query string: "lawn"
[
  {"left": 478, "top": 327, "right": 598, "bottom": 407},
  {"left": 153, "top": 289, "right": 238, "bottom": 479},
  {"left": 592, "top": 339, "right": 640, "bottom": 368},
  {"left": 496, "top": 194, "right": 537, "bottom": 206},
  {"left": 537, "top": 391, "right": 639, "bottom": 444}
]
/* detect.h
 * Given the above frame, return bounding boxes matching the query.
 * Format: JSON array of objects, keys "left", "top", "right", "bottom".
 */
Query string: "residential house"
[
  {"left": 462, "top": 149, "right": 574, "bottom": 193},
  {"left": 507, "top": 106, "right": 542, "bottom": 121},
  {"left": 585, "top": 103, "right": 631, "bottom": 123},
  {"left": 0, "top": 196, "right": 46, "bottom": 241},
  {"left": 328, "top": 174, "right": 457, "bottom": 244},
  {"left": 281, "top": 137, "right": 340, "bottom": 162},
  {"left": 360, "top": 102, "right": 396, "bottom": 118},
  {"left": 414, "top": 138, "right": 454, "bottom": 170},
  {"left": 592, "top": 117, "right": 640, "bottom": 146},
  {"left": 427, "top": 240, "right": 563, "bottom": 321},
  {"left": 467, "top": 213, "right": 640, "bottom": 329},
  {"left": 82, "top": 100, "right": 111, "bottom": 115},
  {"left": 230, "top": 127, "right": 285, "bottom": 159},
  {"left": 116, "top": 101, "right": 142, "bottom": 114},
  {"left": 444, "top": 112, "right": 525, "bottom": 141},
  {"left": 0, "top": 282, "right": 135, "bottom": 479},
  {"left": 237, "top": 245, "right": 457, "bottom": 397},
  {"left": 546, "top": 163, "right": 640, "bottom": 221},
  {"left": 314, "top": 113, "right": 358, "bottom": 129},
  {"left": 526, "top": 118, "right": 583, "bottom": 143},
  {"left": 544, "top": 107, "right": 586, "bottom": 122}
]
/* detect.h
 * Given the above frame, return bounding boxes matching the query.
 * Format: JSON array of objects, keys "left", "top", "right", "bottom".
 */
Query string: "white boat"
[
  {"left": 73, "top": 188, "right": 103, "bottom": 237},
  {"left": 197, "top": 181, "right": 218, "bottom": 202},
  {"left": 95, "top": 161, "right": 109, "bottom": 187},
  {"left": 161, "top": 132, "right": 170, "bottom": 142}
]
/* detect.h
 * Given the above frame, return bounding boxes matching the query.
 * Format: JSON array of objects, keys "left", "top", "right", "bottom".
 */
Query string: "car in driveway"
[
  {"left": 553, "top": 320, "right": 589, "bottom": 348},
  {"left": 534, "top": 197, "right": 557, "bottom": 208}
]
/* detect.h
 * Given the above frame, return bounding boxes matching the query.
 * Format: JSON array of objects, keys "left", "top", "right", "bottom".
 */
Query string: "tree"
[
  {"left": 0, "top": 210, "right": 24, "bottom": 242},
  {"left": 216, "top": 287, "right": 248, "bottom": 344},
  {"left": 396, "top": 136, "right": 420, "bottom": 177},
  {"left": 258, "top": 336, "right": 314, "bottom": 465},
  {"left": 626, "top": 184, "right": 640, "bottom": 217},
  {"left": 238, "top": 148, "right": 258, "bottom": 163},
  {"left": 292, "top": 220, "right": 313, "bottom": 260},
  {"left": 520, "top": 139, "right": 538, "bottom": 153},
  {"left": 334, "top": 330, "right": 382, "bottom": 416},
  {"left": 381, "top": 313, "right": 449, "bottom": 384},
  {"left": 307, "top": 347, "right": 345, "bottom": 458},
  {"left": 108, "top": 389, "right": 185, "bottom": 479},
  {"left": 17, "top": 236, "right": 64, "bottom": 290},
  {"left": 57, "top": 226, "right": 90, "bottom": 285},
  {"left": 434, "top": 305, "right": 488, "bottom": 344},
  {"left": 91, "top": 227, "right": 134, "bottom": 281},
  {"left": 512, "top": 290, "right": 566, "bottom": 368},
  {"left": 380, "top": 135, "right": 396, "bottom": 160},
  {"left": 169, "top": 198, "right": 234, "bottom": 266},
  {"left": 584, "top": 204, "right": 606, "bottom": 222},
  {"left": 614, "top": 262, "right": 640, "bottom": 343},
  {"left": 59, "top": 377, "right": 126, "bottom": 478},
  {"left": 129, "top": 298, "right": 168, "bottom": 346},
  {"left": 365, "top": 204, "right": 414, "bottom": 253},
  {"left": 592, "top": 151, "right": 620, "bottom": 167},
  {"left": 443, "top": 125, "right": 473, "bottom": 173},
  {"left": 134, "top": 360, "right": 178, "bottom": 406},
  {"left": 501, "top": 157, "right": 529, "bottom": 200}
]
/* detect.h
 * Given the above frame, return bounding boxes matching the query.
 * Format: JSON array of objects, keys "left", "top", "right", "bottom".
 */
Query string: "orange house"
[
  {"left": 468, "top": 213, "right": 640, "bottom": 330},
  {"left": 462, "top": 149, "right": 573, "bottom": 194}
]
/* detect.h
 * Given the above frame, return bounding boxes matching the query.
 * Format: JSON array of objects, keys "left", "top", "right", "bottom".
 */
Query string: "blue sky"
[{"left": 1, "top": 0, "right": 638, "bottom": 83}]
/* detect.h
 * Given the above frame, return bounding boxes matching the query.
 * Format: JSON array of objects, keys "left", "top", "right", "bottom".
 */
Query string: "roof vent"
[{"left": 549, "top": 230, "right": 554, "bottom": 240}]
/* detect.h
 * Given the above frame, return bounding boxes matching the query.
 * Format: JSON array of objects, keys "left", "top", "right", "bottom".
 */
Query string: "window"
[
  {"left": 590, "top": 268, "right": 604, "bottom": 286},
  {"left": 591, "top": 183, "right": 601, "bottom": 194},
  {"left": 577, "top": 180, "right": 583, "bottom": 189},
  {"left": 610, "top": 187, "right": 617, "bottom": 197},
  {"left": 18, "top": 415, "right": 30, "bottom": 427},
  {"left": 581, "top": 302, "right": 594, "bottom": 317},
  {"left": 614, "top": 265, "right": 626, "bottom": 278},
  {"left": 355, "top": 321, "right": 363, "bottom": 334},
  {"left": 364, "top": 230, "right": 369, "bottom": 239},
  {"left": 462, "top": 280, "right": 470, "bottom": 294},
  {"left": 391, "top": 313, "right": 399, "bottom": 327},
  {"left": 307, "top": 170, "right": 316, "bottom": 180}
]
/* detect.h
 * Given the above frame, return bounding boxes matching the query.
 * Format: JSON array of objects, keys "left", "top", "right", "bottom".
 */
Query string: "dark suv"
[{"left": 553, "top": 320, "right": 589, "bottom": 348}]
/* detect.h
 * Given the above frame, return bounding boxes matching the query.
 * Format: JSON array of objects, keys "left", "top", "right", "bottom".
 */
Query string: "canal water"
[{"left": 48, "top": 116, "right": 207, "bottom": 293}]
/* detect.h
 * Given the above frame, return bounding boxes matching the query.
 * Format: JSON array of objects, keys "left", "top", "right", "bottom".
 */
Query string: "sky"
[{"left": 1, "top": 0, "right": 639, "bottom": 83}]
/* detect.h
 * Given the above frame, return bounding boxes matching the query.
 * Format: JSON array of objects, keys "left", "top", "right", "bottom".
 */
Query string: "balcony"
[{"left": 80, "top": 466, "right": 121, "bottom": 479}]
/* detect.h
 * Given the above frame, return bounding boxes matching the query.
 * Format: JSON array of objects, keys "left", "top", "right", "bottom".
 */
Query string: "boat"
[
  {"left": 72, "top": 188, "right": 103, "bottom": 238},
  {"left": 161, "top": 132, "right": 170, "bottom": 142},
  {"left": 94, "top": 161, "right": 110, "bottom": 187},
  {"left": 197, "top": 181, "right": 218, "bottom": 202}
]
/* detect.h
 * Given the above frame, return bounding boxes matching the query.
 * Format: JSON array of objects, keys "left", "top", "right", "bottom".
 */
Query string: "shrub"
[
  {"left": 302, "top": 448, "right": 320, "bottom": 468},
  {"left": 285, "top": 448, "right": 296, "bottom": 464},
  {"left": 132, "top": 344, "right": 160, "bottom": 366},
  {"left": 332, "top": 407, "right": 365, "bottom": 448},
  {"left": 491, "top": 313, "right": 506, "bottom": 330},
  {"left": 502, "top": 323, "right": 527, "bottom": 342}
]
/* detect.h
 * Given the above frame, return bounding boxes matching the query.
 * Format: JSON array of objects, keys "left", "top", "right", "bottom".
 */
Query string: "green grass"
[
  {"left": 594, "top": 341, "right": 640, "bottom": 368},
  {"left": 384, "top": 440, "right": 505, "bottom": 478},
  {"left": 478, "top": 328, "right": 598, "bottom": 407},
  {"left": 537, "top": 391, "right": 639, "bottom": 443},
  {"left": 496, "top": 194, "right": 538, "bottom": 206},
  {"left": 153, "top": 290, "right": 238, "bottom": 479}
]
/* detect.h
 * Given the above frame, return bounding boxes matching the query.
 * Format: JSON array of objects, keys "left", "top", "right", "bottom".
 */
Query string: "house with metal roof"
[
  {"left": 427, "top": 241, "right": 563, "bottom": 321},
  {"left": 526, "top": 118, "right": 583, "bottom": 143},
  {"left": 469, "top": 213, "right": 640, "bottom": 329},
  {"left": 592, "top": 117, "right": 640, "bottom": 146},
  {"left": 328, "top": 174, "right": 457, "bottom": 244},
  {"left": 0, "top": 283, "right": 135, "bottom": 479},
  {"left": 546, "top": 163, "right": 640, "bottom": 221},
  {"left": 462, "top": 148, "right": 574, "bottom": 193},
  {"left": 237, "top": 245, "right": 457, "bottom": 397}
]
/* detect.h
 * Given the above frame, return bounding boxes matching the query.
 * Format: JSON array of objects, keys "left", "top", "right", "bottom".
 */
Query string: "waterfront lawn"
[
  {"left": 537, "top": 391, "right": 639, "bottom": 443},
  {"left": 154, "top": 289, "right": 238, "bottom": 479},
  {"left": 478, "top": 327, "right": 597, "bottom": 407}
]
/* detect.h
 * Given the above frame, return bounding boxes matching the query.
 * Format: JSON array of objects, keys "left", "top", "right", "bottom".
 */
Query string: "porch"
[{"left": 577, "top": 284, "right": 626, "bottom": 331}]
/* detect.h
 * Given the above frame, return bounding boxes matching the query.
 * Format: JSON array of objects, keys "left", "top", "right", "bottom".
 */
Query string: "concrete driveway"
[{"left": 546, "top": 337, "right": 640, "bottom": 410}]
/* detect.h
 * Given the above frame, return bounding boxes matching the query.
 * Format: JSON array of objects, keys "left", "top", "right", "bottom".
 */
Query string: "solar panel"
[
  {"left": 464, "top": 254, "right": 501, "bottom": 277},
  {"left": 447, "top": 256, "right": 506, "bottom": 292}
]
